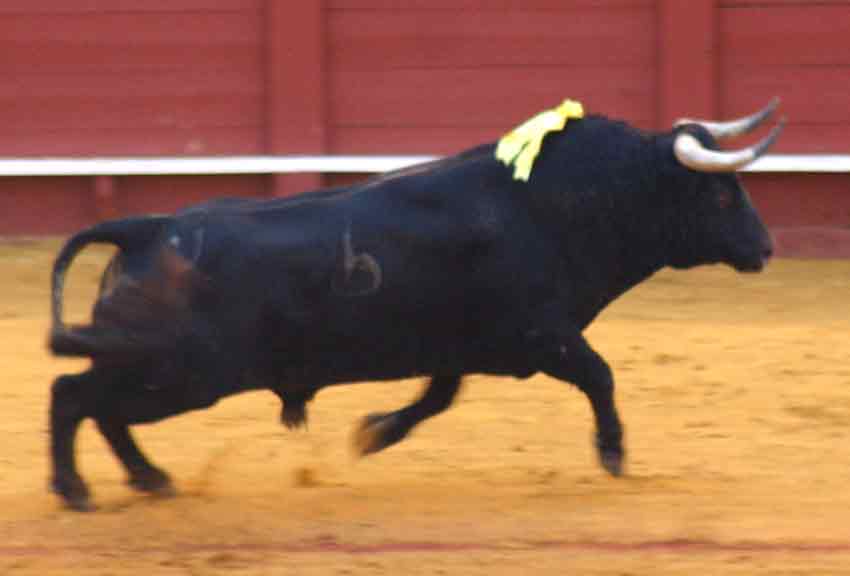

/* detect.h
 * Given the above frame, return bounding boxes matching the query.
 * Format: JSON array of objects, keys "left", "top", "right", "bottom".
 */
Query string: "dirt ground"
[{"left": 1, "top": 239, "right": 850, "bottom": 575}]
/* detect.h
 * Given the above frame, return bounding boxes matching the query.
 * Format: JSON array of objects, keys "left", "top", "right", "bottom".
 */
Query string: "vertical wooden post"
[
  {"left": 656, "top": 0, "right": 719, "bottom": 129},
  {"left": 93, "top": 176, "right": 118, "bottom": 221},
  {"left": 264, "top": 0, "right": 327, "bottom": 197}
]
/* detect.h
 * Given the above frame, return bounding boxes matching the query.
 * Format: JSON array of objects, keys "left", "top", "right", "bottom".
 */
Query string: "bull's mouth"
[
  {"left": 732, "top": 250, "right": 771, "bottom": 273},
  {"left": 728, "top": 237, "right": 773, "bottom": 273},
  {"left": 735, "top": 259, "right": 766, "bottom": 273}
]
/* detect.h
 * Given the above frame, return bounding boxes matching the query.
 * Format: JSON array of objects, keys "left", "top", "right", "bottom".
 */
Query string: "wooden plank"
[
  {"left": 719, "top": 2, "right": 850, "bottom": 152},
  {"left": 1, "top": 69, "right": 261, "bottom": 100},
  {"left": 0, "top": 13, "right": 260, "bottom": 46},
  {"left": 119, "top": 175, "right": 267, "bottom": 215},
  {"left": 0, "top": 5, "right": 264, "bottom": 156},
  {"left": 656, "top": 0, "right": 718, "bottom": 129},
  {"left": 722, "top": 67, "right": 850, "bottom": 125},
  {"left": 264, "top": 0, "right": 327, "bottom": 196},
  {"left": 92, "top": 176, "right": 118, "bottom": 221},
  {"left": 330, "top": 67, "right": 653, "bottom": 127},
  {"left": 330, "top": 0, "right": 652, "bottom": 9},
  {"left": 0, "top": 44, "right": 258, "bottom": 76},
  {"left": 327, "top": 2, "right": 654, "bottom": 154},
  {"left": 0, "top": 1, "right": 258, "bottom": 14},
  {"left": 0, "top": 178, "right": 93, "bottom": 235},
  {"left": 329, "top": 9, "right": 653, "bottom": 69},
  {"left": 715, "top": 124, "right": 850, "bottom": 155},
  {"left": 721, "top": 0, "right": 850, "bottom": 6},
  {"left": 0, "top": 12, "right": 260, "bottom": 74},
  {"left": 329, "top": 110, "right": 660, "bottom": 155},
  {"left": 0, "top": 89, "right": 261, "bottom": 134},
  {"left": 721, "top": 5, "right": 850, "bottom": 67},
  {"left": 0, "top": 127, "right": 263, "bottom": 156},
  {"left": 745, "top": 173, "right": 850, "bottom": 229},
  {"left": 0, "top": 174, "right": 264, "bottom": 234},
  {"left": 772, "top": 227, "right": 850, "bottom": 260},
  {"left": 330, "top": 126, "right": 507, "bottom": 155}
]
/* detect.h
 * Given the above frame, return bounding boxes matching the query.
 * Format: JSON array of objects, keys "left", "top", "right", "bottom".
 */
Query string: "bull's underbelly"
[{"left": 280, "top": 329, "right": 534, "bottom": 385}]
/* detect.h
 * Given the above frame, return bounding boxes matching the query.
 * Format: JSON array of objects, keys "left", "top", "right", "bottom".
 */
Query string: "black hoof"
[
  {"left": 352, "top": 412, "right": 403, "bottom": 457},
  {"left": 51, "top": 474, "right": 95, "bottom": 512},
  {"left": 599, "top": 449, "right": 625, "bottom": 477},
  {"left": 595, "top": 435, "right": 625, "bottom": 477},
  {"left": 128, "top": 467, "right": 176, "bottom": 497},
  {"left": 281, "top": 401, "right": 308, "bottom": 430}
]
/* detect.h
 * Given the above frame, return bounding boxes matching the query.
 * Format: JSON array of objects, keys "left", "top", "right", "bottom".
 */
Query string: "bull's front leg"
[
  {"left": 532, "top": 327, "right": 625, "bottom": 477},
  {"left": 271, "top": 386, "right": 317, "bottom": 430}
]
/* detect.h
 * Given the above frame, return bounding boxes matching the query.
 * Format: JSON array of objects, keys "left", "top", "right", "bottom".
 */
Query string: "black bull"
[{"left": 47, "top": 101, "right": 783, "bottom": 510}]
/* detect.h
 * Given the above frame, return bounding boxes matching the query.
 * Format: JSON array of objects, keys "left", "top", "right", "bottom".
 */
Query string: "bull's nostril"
[{"left": 762, "top": 246, "right": 774, "bottom": 261}]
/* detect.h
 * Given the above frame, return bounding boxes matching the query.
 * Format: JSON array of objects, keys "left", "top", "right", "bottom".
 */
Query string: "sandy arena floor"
[{"left": 1, "top": 239, "right": 849, "bottom": 575}]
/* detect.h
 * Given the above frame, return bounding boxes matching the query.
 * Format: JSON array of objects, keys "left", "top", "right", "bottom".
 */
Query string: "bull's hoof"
[
  {"left": 128, "top": 467, "right": 176, "bottom": 498},
  {"left": 599, "top": 449, "right": 625, "bottom": 477},
  {"left": 281, "top": 401, "right": 308, "bottom": 430},
  {"left": 352, "top": 412, "right": 403, "bottom": 457},
  {"left": 595, "top": 433, "right": 625, "bottom": 477},
  {"left": 51, "top": 474, "right": 95, "bottom": 512}
]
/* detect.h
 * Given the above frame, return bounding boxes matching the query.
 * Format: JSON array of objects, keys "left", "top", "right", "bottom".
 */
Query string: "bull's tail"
[{"left": 49, "top": 215, "right": 172, "bottom": 357}]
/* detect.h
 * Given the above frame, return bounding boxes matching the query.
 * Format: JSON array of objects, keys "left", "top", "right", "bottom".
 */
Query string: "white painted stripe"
[
  {"left": 0, "top": 155, "right": 438, "bottom": 177},
  {"left": 0, "top": 154, "right": 845, "bottom": 177},
  {"left": 742, "top": 155, "right": 850, "bottom": 173}
]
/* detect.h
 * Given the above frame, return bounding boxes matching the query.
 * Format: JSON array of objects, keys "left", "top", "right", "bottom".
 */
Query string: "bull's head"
[{"left": 664, "top": 99, "right": 784, "bottom": 273}]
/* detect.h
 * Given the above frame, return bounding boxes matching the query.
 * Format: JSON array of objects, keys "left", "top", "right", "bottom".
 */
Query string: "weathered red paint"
[
  {"left": 328, "top": 1, "right": 657, "bottom": 152},
  {"left": 656, "top": 0, "right": 718, "bottom": 128},
  {"left": 92, "top": 176, "right": 118, "bottom": 222},
  {"left": 0, "top": 0, "right": 847, "bottom": 257},
  {"left": 264, "top": 0, "right": 326, "bottom": 196},
  {"left": 720, "top": 2, "right": 850, "bottom": 153},
  {"left": 0, "top": 1, "right": 264, "bottom": 157}
]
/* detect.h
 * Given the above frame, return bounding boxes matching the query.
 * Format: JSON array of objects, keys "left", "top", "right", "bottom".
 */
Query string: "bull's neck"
[
  {"left": 609, "top": 179, "right": 670, "bottom": 293},
  {"left": 529, "top": 164, "right": 669, "bottom": 324},
  {"left": 589, "top": 200, "right": 669, "bottom": 318}
]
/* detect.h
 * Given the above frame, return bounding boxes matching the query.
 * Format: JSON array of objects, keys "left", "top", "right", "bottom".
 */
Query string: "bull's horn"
[
  {"left": 673, "top": 118, "right": 785, "bottom": 173},
  {"left": 674, "top": 97, "right": 780, "bottom": 141}
]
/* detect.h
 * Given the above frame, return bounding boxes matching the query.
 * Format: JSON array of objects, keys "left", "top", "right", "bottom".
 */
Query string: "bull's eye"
[{"left": 716, "top": 190, "right": 734, "bottom": 209}]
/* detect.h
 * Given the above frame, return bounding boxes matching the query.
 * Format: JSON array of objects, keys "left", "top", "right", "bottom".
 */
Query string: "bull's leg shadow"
[
  {"left": 534, "top": 328, "right": 625, "bottom": 477},
  {"left": 353, "top": 372, "right": 462, "bottom": 456}
]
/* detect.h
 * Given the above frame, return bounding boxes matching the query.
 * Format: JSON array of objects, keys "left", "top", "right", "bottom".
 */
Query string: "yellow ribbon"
[{"left": 495, "top": 99, "right": 584, "bottom": 182}]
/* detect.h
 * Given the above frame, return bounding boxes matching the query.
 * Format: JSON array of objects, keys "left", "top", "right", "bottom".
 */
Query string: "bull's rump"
[{"left": 50, "top": 258, "right": 203, "bottom": 360}]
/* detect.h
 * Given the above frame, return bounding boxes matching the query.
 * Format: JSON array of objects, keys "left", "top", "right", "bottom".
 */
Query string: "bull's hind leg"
[
  {"left": 354, "top": 372, "right": 462, "bottom": 456},
  {"left": 50, "top": 362, "right": 215, "bottom": 510},
  {"left": 49, "top": 372, "right": 98, "bottom": 511},
  {"left": 95, "top": 418, "right": 175, "bottom": 497},
  {"left": 90, "top": 373, "right": 220, "bottom": 500}
]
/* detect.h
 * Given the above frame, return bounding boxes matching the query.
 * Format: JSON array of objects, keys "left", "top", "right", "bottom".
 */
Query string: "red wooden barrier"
[{"left": 0, "top": 0, "right": 847, "bottom": 257}]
